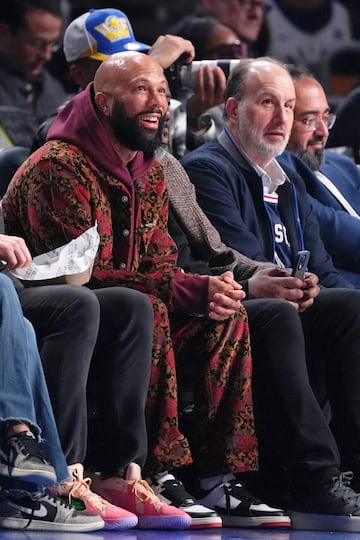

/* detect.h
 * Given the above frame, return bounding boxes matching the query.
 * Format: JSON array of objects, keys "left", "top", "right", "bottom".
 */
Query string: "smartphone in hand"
[{"left": 292, "top": 250, "right": 310, "bottom": 279}]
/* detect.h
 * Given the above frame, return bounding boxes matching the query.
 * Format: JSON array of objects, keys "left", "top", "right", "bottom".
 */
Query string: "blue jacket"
[
  {"left": 181, "top": 130, "right": 352, "bottom": 289},
  {"left": 278, "top": 150, "right": 360, "bottom": 284}
]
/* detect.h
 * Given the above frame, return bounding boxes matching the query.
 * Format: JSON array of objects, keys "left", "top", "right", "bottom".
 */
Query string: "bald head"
[
  {"left": 92, "top": 51, "right": 169, "bottom": 160},
  {"left": 226, "top": 57, "right": 292, "bottom": 103},
  {"left": 94, "top": 51, "right": 165, "bottom": 95}
]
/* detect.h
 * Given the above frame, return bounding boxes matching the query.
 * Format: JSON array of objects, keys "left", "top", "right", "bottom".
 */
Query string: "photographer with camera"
[{"left": 170, "top": 15, "right": 247, "bottom": 151}]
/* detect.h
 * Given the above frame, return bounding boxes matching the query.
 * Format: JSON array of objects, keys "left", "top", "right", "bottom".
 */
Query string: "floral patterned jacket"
[{"left": 2, "top": 84, "right": 209, "bottom": 313}]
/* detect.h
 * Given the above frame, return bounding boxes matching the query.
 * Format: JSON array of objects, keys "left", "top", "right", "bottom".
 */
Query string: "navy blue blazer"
[{"left": 279, "top": 150, "right": 360, "bottom": 282}]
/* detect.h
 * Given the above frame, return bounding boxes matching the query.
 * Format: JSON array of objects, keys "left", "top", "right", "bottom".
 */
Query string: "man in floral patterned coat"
[{"left": 2, "top": 52, "right": 290, "bottom": 529}]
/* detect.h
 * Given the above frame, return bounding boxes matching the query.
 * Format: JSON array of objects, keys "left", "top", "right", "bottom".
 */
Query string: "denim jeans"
[{"left": 0, "top": 273, "right": 68, "bottom": 483}]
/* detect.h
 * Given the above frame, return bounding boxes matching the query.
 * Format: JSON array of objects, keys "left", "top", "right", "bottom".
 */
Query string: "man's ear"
[
  {"left": 225, "top": 97, "right": 239, "bottom": 124},
  {"left": 94, "top": 91, "right": 110, "bottom": 116}
]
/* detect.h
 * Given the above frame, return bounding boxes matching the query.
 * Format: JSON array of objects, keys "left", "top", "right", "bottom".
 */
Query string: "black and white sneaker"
[
  {"left": 197, "top": 474, "right": 291, "bottom": 528},
  {"left": 0, "top": 492, "right": 104, "bottom": 532},
  {"left": 0, "top": 431, "right": 56, "bottom": 486},
  {"left": 150, "top": 473, "right": 222, "bottom": 529},
  {"left": 289, "top": 472, "right": 360, "bottom": 532}
]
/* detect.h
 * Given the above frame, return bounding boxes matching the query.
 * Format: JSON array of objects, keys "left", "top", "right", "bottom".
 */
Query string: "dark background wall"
[{"left": 69, "top": 0, "right": 197, "bottom": 45}]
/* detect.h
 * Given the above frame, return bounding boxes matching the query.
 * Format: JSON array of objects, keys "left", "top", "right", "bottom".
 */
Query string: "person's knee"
[
  {"left": 314, "top": 288, "right": 360, "bottom": 322},
  {"left": 65, "top": 285, "right": 100, "bottom": 319},
  {"left": 245, "top": 298, "right": 300, "bottom": 331},
  {"left": 94, "top": 287, "right": 154, "bottom": 332},
  {"left": 53, "top": 285, "right": 101, "bottom": 334},
  {"left": 0, "top": 273, "right": 18, "bottom": 303}
]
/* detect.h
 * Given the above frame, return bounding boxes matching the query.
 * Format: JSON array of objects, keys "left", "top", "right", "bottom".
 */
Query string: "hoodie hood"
[{"left": 47, "top": 82, "right": 156, "bottom": 184}]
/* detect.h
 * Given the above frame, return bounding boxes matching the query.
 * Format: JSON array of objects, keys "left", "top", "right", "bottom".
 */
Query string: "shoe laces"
[
  {"left": 332, "top": 471, "right": 360, "bottom": 505},
  {"left": 35, "top": 491, "right": 74, "bottom": 511},
  {"left": 67, "top": 477, "right": 111, "bottom": 513},
  {"left": 132, "top": 480, "right": 164, "bottom": 511}
]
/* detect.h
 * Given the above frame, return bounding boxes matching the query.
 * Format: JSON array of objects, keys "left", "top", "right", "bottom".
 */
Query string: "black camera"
[{"left": 166, "top": 59, "right": 241, "bottom": 98}]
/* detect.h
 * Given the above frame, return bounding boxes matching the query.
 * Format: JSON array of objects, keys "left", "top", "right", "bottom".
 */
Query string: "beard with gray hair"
[
  {"left": 296, "top": 135, "right": 326, "bottom": 171},
  {"left": 298, "top": 148, "right": 325, "bottom": 171},
  {"left": 236, "top": 101, "right": 290, "bottom": 165}
]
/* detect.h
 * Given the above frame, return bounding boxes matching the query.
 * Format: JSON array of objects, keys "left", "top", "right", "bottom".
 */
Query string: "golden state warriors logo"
[{"left": 94, "top": 15, "right": 131, "bottom": 42}]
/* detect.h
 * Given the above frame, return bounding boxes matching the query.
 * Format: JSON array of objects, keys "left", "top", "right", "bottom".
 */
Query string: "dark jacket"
[
  {"left": 278, "top": 149, "right": 360, "bottom": 284},
  {"left": 181, "top": 129, "right": 352, "bottom": 289},
  {"left": 0, "top": 61, "right": 69, "bottom": 148}
]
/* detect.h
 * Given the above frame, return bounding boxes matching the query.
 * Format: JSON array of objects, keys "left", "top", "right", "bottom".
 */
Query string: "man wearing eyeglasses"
[
  {"left": 199, "top": 0, "right": 268, "bottom": 56},
  {"left": 278, "top": 65, "right": 360, "bottom": 287},
  {"left": 0, "top": 0, "right": 69, "bottom": 149}
]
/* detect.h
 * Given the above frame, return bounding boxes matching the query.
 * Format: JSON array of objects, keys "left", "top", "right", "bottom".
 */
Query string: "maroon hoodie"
[{"left": 45, "top": 83, "right": 209, "bottom": 313}]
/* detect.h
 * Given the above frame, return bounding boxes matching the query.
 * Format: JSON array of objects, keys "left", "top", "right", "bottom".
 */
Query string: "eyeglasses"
[
  {"left": 19, "top": 34, "right": 60, "bottom": 54},
  {"left": 205, "top": 41, "right": 247, "bottom": 59},
  {"left": 235, "top": 0, "right": 271, "bottom": 12},
  {"left": 294, "top": 113, "right": 336, "bottom": 132}
]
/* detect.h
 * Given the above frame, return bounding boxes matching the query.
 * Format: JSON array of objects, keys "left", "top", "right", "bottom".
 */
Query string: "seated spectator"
[
  {"left": 195, "top": 0, "right": 268, "bottom": 56},
  {"left": 259, "top": 0, "right": 353, "bottom": 91},
  {"left": 0, "top": 266, "right": 103, "bottom": 532},
  {"left": 278, "top": 66, "right": 360, "bottom": 287},
  {"left": 171, "top": 15, "right": 247, "bottom": 149},
  {"left": 0, "top": 233, "right": 188, "bottom": 531},
  {"left": 0, "top": 0, "right": 70, "bottom": 149},
  {"left": 181, "top": 57, "right": 360, "bottom": 531},
  {"left": 327, "top": 82, "right": 360, "bottom": 163},
  {"left": 2, "top": 51, "right": 291, "bottom": 530}
]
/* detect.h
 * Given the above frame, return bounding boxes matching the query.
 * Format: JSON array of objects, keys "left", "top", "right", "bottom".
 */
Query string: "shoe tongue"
[
  {"left": 222, "top": 473, "right": 237, "bottom": 483},
  {"left": 201, "top": 473, "right": 236, "bottom": 491},
  {"left": 157, "top": 472, "right": 176, "bottom": 483},
  {"left": 8, "top": 430, "right": 35, "bottom": 440}
]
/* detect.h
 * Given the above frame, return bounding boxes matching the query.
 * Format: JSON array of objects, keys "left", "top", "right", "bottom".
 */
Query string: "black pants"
[
  {"left": 301, "top": 288, "right": 360, "bottom": 475},
  {"left": 19, "top": 285, "right": 153, "bottom": 476},
  {"left": 244, "top": 288, "right": 360, "bottom": 489}
]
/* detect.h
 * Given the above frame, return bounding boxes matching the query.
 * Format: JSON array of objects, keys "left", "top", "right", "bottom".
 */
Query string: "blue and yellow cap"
[{"left": 63, "top": 8, "right": 150, "bottom": 62}]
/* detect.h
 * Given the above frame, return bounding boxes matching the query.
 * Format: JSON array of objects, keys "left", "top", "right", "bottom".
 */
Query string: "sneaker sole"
[
  {"left": 137, "top": 514, "right": 192, "bottom": 530},
  {"left": 188, "top": 515, "right": 223, "bottom": 529},
  {"left": 221, "top": 515, "right": 291, "bottom": 528},
  {"left": 290, "top": 511, "right": 360, "bottom": 532},
  {"left": 103, "top": 516, "right": 138, "bottom": 530},
  {"left": 0, "top": 466, "right": 56, "bottom": 486},
  {"left": 0, "top": 517, "right": 104, "bottom": 532}
]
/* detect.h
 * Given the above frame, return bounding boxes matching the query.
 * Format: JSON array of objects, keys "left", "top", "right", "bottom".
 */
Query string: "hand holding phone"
[{"left": 292, "top": 250, "right": 310, "bottom": 279}]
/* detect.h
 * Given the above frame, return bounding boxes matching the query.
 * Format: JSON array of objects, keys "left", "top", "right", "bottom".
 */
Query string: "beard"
[
  {"left": 108, "top": 99, "right": 165, "bottom": 155},
  {"left": 237, "top": 102, "right": 290, "bottom": 164},
  {"left": 297, "top": 146, "right": 325, "bottom": 171}
]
